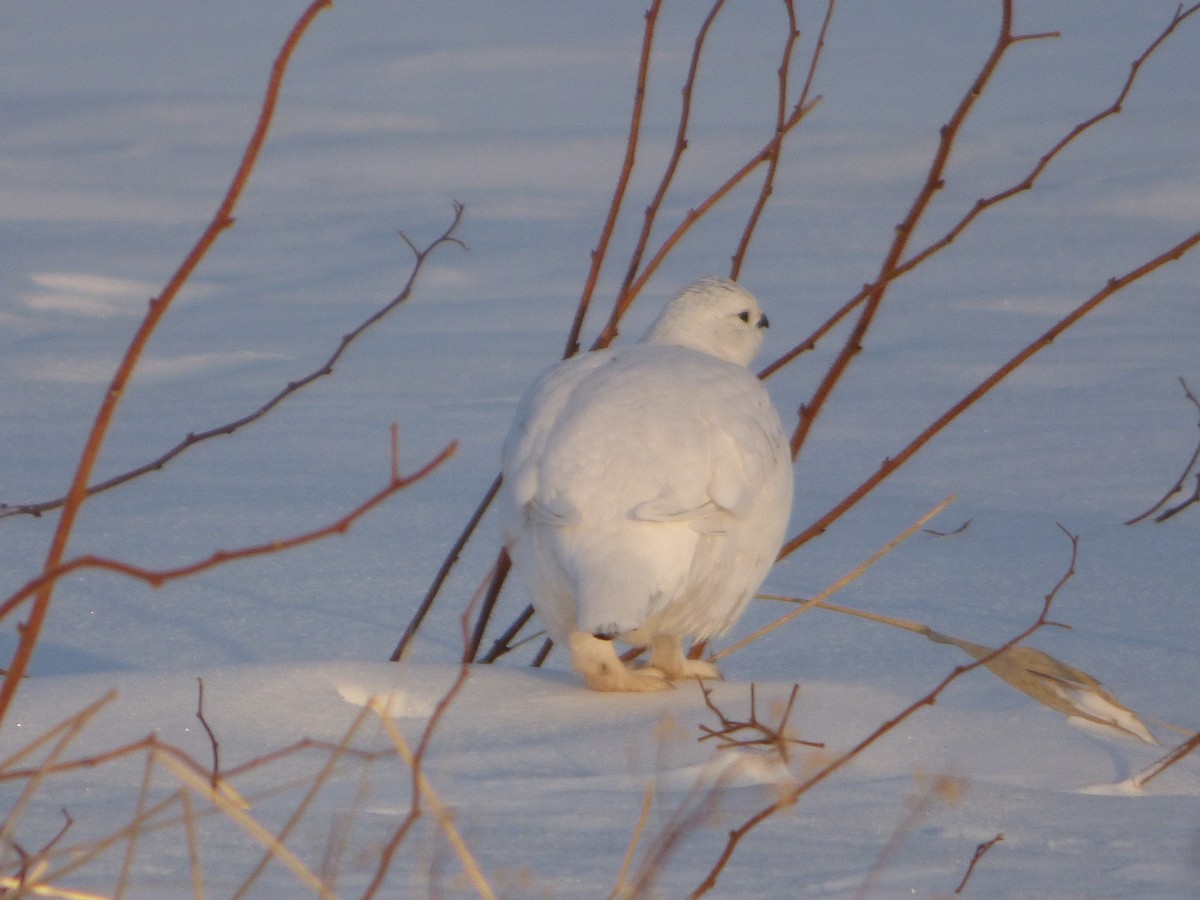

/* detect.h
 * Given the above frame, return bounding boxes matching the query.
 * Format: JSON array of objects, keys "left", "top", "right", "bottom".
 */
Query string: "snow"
[{"left": 1, "top": 1, "right": 1198, "bottom": 897}]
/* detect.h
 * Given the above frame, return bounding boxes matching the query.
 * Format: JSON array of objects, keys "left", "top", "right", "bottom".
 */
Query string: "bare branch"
[
  {"left": 0, "top": 0, "right": 334, "bottom": 730},
  {"left": 690, "top": 529, "right": 1080, "bottom": 897},
  {"left": 787, "top": 0, "right": 1053, "bottom": 459},
  {"left": 195, "top": 678, "right": 220, "bottom": 791},
  {"left": 954, "top": 832, "right": 1005, "bottom": 894},
  {"left": 731, "top": 0, "right": 833, "bottom": 279},
  {"left": 780, "top": 224, "right": 1200, "bottom": 558},
  {"left": 0, "top": 441, "right": 457, "bottom": 626},
  {"left": 759, "top": 3, "right": 1199, "bottom": 382},
  {"left": 1126, "top": 377, "right": 1200, "bottom": 524},
  {"left": 562, "top": 0, "right": 664, "bottom": 360},
  {"left": 0, "top": 203, "right": 466, "bottom": 521}
]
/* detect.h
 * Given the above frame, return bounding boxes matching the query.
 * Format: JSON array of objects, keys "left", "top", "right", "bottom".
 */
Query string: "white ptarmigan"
[{"left": 500, "top": 278, "right": 793, "bottom": 691}]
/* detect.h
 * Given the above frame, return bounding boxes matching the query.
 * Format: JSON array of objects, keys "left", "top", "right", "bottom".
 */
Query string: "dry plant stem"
[
  {"left": 0, "top": 732, "right": 384, "bottom": 787},
  {"left": 1126, "top": 377, "right": 1200, "bottom": 523},
  {"left": 788, "top": 4, "right": 1057, "bottom": 458},
  {"left": 0, "top": 441, "right": 456, "bottom": 626},
  {"left": 780, "top": 224, "right": 1200, "bottom": 557},
  {"left": 0, "top": 692, "right": 115, "bottom": 871},
  {"left": 230, "top": 704, "right": 375, "bottom": 900},
  {"left": 561, "top": 0, "right": 662, "bottom": 360},
  {"left": 697, "top": 682, "right": 821, "bottom": 761},
  {"left": 611, "top": 781, "right": 656, "bottom": 899},
  {"left": 689, "top": 531, "right": 1078, "bottom": 897},
  {"left": 369, "top": 702, "right": 496, "bottom": 900},
  {"left": 1133, "top": 728, "right": 1200, "bottom": 789},
  {"left": 0, "top": 0, "right": 332, "bottom": 730},
  {"left": 115, "top": 752, "right": 156, "bottom": 900},
  {"left": 364, "top": 584, "right": 479, "bottom": 898},
  {"left": 954, "top": 833, "right": 1004, "bottom": 895},
  {"left": 478, "top": 601, "right": 537, "bottom": 663},
  {"left": 154, "top": 749, "right": 337, "bottom": 900},
  {"left": 180, "top": 789, "right": 204, "bottom": 900},
  {"left": 760, "top": 3, "right": 1198, "bottom": 382},
  {"left": 464, "top": 552, "right": 513, "bottom": 663},
  {"left": 714, "top": 495, "right": 954, "bottom": 662},
  {"left": 0, "top": 204, "right": 465, "bottom": 522}
]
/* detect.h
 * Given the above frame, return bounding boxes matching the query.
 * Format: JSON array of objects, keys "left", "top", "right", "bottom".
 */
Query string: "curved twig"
[
  {"left": 759, "top": 3, "right": 1199, "bottom": 381},
  {"left": 0, "top": 0, "right": 333, "bottom": 730},
  {"left": 561, "top": 0, "right": 664, "bottom": 360},
  {"left": 691, "top": 528, "right": 1080, "bottom": 897},
  {"left": 1126, "top": 377, "right": 1200, "bottom": 524},
  {"left": 788, "top": 4, "right": 1058, "bottom": 458},
  {"left": 0, "top": 441, "right": 456, "bottom": 626},
  {"left": 0, "top": 203, "right": 465, "bottom": 521},
  {"left": 730, "top": 0, "right": 833, "bottom": 279},
  {"left": 780, "top": 225, "right": 1200, "bottom": 558}
]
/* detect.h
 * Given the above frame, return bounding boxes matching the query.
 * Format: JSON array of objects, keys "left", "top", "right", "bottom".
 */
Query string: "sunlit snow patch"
[
  {"left": 20, "top": 272, "right": 159, "bottom": 317},
  {"left": 336, "top": 681, "right": 436, "bottom": 719}
]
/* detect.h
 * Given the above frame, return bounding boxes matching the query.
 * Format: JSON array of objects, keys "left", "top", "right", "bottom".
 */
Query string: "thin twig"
[
  {"left": 464, "top": 551, "right": 512, "bottom": 663},
  {"left": 759, "top": 3, "right": 1199, "bottom": 382},
  {"left": 611, "top": 0, "right": 729, "bottom": 314},
  {"left": 714, "top": 495, "right": 954, "bottom": 662},
  {"left": 154, "top": 749, "right": 338, "bottom": 900},
  {"left": 363, "top": 571, "right": 483, "bottom": 898},
  {"left": 0, "top": 203, "right": 465, "bottom": 522},
  {"left": 779, "top": 223, "right": 1200, "bottom": 558},
  {"left": 788, "top": 2, "right": 1056, "bottom": 459},
  {"left": 1, "top": 441, "right": 456, "bottom": 629},
  {"left": 1132, "top": 728, "right": 1200, "bottom": 789},
  {"left": 954, "top": 833, "right": 1004, "bottom": 894},
  {"left": 195, "top": 678, "right": 220, "bottom": 791},
  {"left": 391, "top": 473, "right": 502, "bottom": 662},
  {"left": 690, "top": 530, "right": 1079, "bottom": 897},
  {"left": 730, "top": 0, "right": 833, "bottom": 278},
  {"left": 1126, "top": 377, "right": 1200, "bottom": 523},
  {"left": 562, "top": 0, "right": 663, "bottom": 360}
]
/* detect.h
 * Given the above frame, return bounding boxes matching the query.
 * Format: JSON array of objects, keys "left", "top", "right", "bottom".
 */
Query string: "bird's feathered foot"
[
  {"left": 648, "top": 634, "right": 723, "bottom": 682},
  {"left": 568, "top": 632, "right": 671, "bottom": 692}
]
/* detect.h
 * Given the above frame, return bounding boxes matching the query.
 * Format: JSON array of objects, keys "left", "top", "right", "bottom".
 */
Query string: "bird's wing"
[
  {"left": 524, "top": 345, "right": 788, "bottom": 529},
  {"left": 500, "top": 349, "right": 612, "bottom": 535}
]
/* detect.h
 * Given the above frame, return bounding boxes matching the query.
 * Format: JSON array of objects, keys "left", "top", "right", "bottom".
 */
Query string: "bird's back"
[{"left": 502, "top": 342, "right": 792, "bottom": 642}]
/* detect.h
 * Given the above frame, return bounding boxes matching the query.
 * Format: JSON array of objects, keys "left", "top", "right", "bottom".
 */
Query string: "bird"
[{"left": 499, "top": 277, "right": 794, "bottom": 691}]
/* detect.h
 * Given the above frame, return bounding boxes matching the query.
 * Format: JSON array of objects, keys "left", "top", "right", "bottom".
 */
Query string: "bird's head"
[{"left": 641, "top": 277, "right": 769, "bottom": 367}]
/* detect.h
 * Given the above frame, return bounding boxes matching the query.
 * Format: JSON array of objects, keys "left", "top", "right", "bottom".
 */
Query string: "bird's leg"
[
  {"left": 567, "top": 632, "right": 670, "bottom": 692},
  {"left": 648, "top": 634, "right": 723, "bottom": 682}
]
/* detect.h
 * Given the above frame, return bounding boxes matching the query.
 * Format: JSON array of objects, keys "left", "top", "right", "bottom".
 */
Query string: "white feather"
[{"left": 500, "top": 278, "right": 793, "bottom": 689}]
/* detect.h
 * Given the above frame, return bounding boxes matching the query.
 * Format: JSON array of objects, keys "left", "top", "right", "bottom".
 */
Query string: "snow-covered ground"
[{"left": 1, "top": 2, "right": 1198, "bottom": 897}]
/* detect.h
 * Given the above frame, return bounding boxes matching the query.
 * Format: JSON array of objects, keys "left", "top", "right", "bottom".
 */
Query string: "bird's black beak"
[{"left": 757, "top": 313, "right": 770, "bottom": 329}]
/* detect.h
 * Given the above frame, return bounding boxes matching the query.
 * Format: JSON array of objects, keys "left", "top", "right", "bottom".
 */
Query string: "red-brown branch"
[
  {"left": 0, "top": 0, "right": 333, "bottom": 730},
  {"left": 759, "top": 3, "right": 1198, "bottom": 382},
  {"left": 779, "top": 225, "right": 1200, "bottom": 558},
  {"left": 691, "top": 528, "right": 1079, "bottom": 897},
  {"left": 788, "top": 3, "right": 1057, "bottom": 459},
  {"left": 0, "top": 441, "right": 456, "bottom": 624},
  {"left": 562, "top": 0, "right": 664, "bottom": 360}
]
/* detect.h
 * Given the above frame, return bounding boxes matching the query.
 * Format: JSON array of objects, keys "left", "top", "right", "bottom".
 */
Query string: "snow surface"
[{"left": 1, "top": 1, "right": 1198, "bottom": 897}]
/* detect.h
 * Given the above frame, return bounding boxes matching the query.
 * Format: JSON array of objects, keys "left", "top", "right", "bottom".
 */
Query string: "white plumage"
[{"left": 500, "top": 278, "right": 793, "bottom": 691}]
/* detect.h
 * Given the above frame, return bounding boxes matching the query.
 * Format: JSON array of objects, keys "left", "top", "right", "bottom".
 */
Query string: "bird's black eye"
[{"left": 737, "top": 310, "right": 751, "bottom": 323}]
